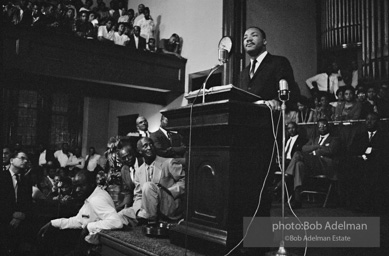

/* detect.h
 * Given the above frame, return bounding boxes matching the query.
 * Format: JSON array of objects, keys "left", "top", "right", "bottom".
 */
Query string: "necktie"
[
  {"left": 285, "top": 138, "right": 293, "bottom": 159},
  {"left": 368, "top": 132, "right": 373, "bottom": 142},
  {"left": 327, "top": 75, "right": 330, "bottom": 93},
  {"left": 250, "top": 60, "right": 257, "bottom": 79},
  {"left": 14, "top": 174, "right": 20, "bottom": 202},
  {"left": 147, "top": 165, "right": 153, "bottom": 182},
  {"left": 318, "top": 136, "right": 324, "bottom": 145}
]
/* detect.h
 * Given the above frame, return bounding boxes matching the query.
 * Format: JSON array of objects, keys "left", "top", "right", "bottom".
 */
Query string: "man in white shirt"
[
  {"left": 67, "top": 147, "right": 85, "bottom": 172},
  {"left": 306, "top": 65, "right": 339, "bottom": 101},
  {"left": 38, "top": 170, "right": 122, "bottom": 255},
  {"left": 97, "top": 18, "right": 114, "bottom": 42},
  {"left": 135, "top": 7, "right": 154, "bottom": 41},
  {"left": 54, "top": 143, "right": 73, "bottom": 168},
  {"left": 112, "top": 23, "right": 130, "bottom": 46}
]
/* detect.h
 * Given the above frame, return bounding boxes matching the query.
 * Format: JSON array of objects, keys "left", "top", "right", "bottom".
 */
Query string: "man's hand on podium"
[{"left": 254, "top": 99, "right": 281, "bottom": 111}]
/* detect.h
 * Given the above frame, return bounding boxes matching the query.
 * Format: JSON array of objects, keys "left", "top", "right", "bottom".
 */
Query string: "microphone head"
[
  {"left": 218, "top": 48, "right": 228, "bottom": 64},
  {"left": 279, "top": 79, "right": 288, "bottom": 91}
]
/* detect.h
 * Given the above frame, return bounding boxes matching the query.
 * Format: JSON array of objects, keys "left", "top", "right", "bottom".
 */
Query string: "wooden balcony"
[{"left": 1, "top": 26, "right": 187, "bottom": 105}]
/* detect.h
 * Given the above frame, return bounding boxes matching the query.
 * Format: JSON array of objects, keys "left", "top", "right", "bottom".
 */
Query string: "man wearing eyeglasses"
[
  {"left": 0, "top": 151, "right": 33, "bottom": 255},
  {"left": 285, "top": 119, "right": 340, "bottom": 209}
]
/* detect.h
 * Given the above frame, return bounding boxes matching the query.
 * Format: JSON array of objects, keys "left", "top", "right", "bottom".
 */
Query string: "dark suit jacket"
[
  {"left": 150, "top": 128, "right": 186, "bottom": 158},
  {"left": 302, "top": 134, "right": 341, "bottom": 178},
  {"left": 128, "top": 35, "right": 146, "bottom": 51},
  {"left": 239, "top": 53, "right": 300, "bottom": 103},
  {"left": 349, "top": 130, "right": 389, "bottom": 160},
  {"left": 0, "top": 170, "right": 32, "bottom": 224},
  {"left": 288, "top": 134, "right": 308, "bottom": 159}
]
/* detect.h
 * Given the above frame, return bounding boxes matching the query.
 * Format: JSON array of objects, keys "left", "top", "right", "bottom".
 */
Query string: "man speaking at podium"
[{"left": 239, "top": 26, "right": 300, "bottom": 110}]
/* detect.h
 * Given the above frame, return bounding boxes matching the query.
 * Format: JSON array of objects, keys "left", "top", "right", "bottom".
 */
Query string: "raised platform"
[{"left": 99, "top": 226, "right": 204, "bottom": 256}]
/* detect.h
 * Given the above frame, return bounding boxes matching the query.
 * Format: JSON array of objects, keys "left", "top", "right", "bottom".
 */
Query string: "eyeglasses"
[{"left": 318, "top": 124, "right": 328, "bottom": 128}]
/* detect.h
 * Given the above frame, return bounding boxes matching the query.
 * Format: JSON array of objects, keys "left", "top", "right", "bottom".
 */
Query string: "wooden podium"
[{"left": 163, "top": 86, "right": 275, "bottom": 255}]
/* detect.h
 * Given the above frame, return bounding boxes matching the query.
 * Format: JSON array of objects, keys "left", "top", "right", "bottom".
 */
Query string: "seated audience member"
[
  {"left": 127, "top": 8, "right": 135, "bottom": 26},
  {"left": 284, "top": 122, "right": 308, "bottom": 165},
  {"left": 2, "top": 146, "right": 12, "bottom": 171},
  {"left": 59, "top": 5, "right": 77, "bottom": 34},
  {"left": 96, "top": 2, "right": 110, "bottom": 22},
  {"left": 113, "top": 22, "right": 130, "bottom": 46},
  {"left": 147, "top": 38, "right": 157, "bottom": 52},
  {"left": 31, "top": 3, "right": 43, "bottom": 27},
  {"left": 296, "top": 96, "right": 313, "bottom": 123},
  {"left": 128, "top": 25, "right": 146, "bottom": 50},
  {"left": 116, "top": 145, "right": 138, "bottom": 210},
  {"left": 361, "top": 85, "right": 379, "bottom": 118},
  {"left": 39, "top": 160, "right": 59, "bottom": 197},
  {"left": 377, "top": 83, "right": 389, "bottom": 117},
  {"left": 118, "top": 137, "right": 185, "bottom": 226},
  {"left": 356, "top": 88, "right": 366, "bottom": 103},
  {"left": 150, "top": 115, "right": 186, "bottom": 158},
  {"left": 313, "top": 93, "right": 333, "bottom": 121},
  {"left": 75, "top": 10, "right": 95, "bottom": 38},
  {"left": 88, "top": 11, "right": 99, "bottom": 27},
  {"left": 38, "top": 170, "right": 123, "bottom": 255},
  {"left": 0, "top": 151, "right": 33, "bottom": 256},
  {"left": 346, "top": 112, "right": 389, "bottom": 213},
  {"left": 285, "top": 119, "right": 340, "bottom": 209},
  {"left": 54, "top": 142, "right": 73, "bottom": 168},
  {"left": 85, "top": 147, "right": 101, "bottom": 173},
  {"left": 273, "top": 122, "right": 308, "bottom": 193},
  {"left": 67, "top": 146, "right": 85, "bottom": 175},
  {"left": 333, "top": 86, "right": 362, "bottom": 121},
  {"left": 40, "top": 3, "right": 59, "bottom": 29},
  {"left": 159, "top": 33, "right": 182, "bottom": 58},
  {"left": 97, "top": 17, "right": 115, "bottom": 41},
  {"left": 329, "top": 87, "right": 345, "bottom": 108},
  {"left": 136, "top": 7, "right": 154, "bottom": 41}
]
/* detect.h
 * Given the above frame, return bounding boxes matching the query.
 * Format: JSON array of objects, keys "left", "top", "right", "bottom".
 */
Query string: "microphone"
[
  {"left": 218, "top": 48, "right": 228, "bottom": 64},
  {"left": 278, "top": 79, "right": 289, "bottom": 101}
]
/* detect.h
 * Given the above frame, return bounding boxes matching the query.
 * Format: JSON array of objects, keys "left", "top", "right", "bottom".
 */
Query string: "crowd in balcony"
[{"left": 2, "top": 0, "right": 183, "bottom": 57}]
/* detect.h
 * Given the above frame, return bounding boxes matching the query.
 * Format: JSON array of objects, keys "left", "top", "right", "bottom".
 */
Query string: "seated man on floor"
[
  {"left": 118, "top": 137, "right": 185, "bottom": 227},
  {"left": 38, "top": 169, "right": 123, "bottom": 255},
  {"left": 285, "top": 119, "right": 340, "bottom": 209},
  {"left": 346, "top": 112, "right": 389, "bottom": 213}
]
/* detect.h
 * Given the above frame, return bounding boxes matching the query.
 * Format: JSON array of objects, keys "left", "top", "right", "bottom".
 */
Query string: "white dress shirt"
[
  {"left": 285, "top": 134, "right": 299, "bottom": 160},
  {"left": 306, "top": 73, "right": 339, "bottom": 95},
  {"left": 86, "top": 154, "right": 101, "bottom": 172},
  {"left": 54, "top": 150, "right": 72, "bottom": 168},
  {"left": 51, "top": 186, "right": 123, "bottom": 244},
  {"left": 251, "top": 51, "right": 268, "bottom": 75}
]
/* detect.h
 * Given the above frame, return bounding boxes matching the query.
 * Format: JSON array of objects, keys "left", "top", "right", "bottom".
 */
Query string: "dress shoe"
[{"left": 290, "top": 201, "right": 302, "bottom": 209}]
